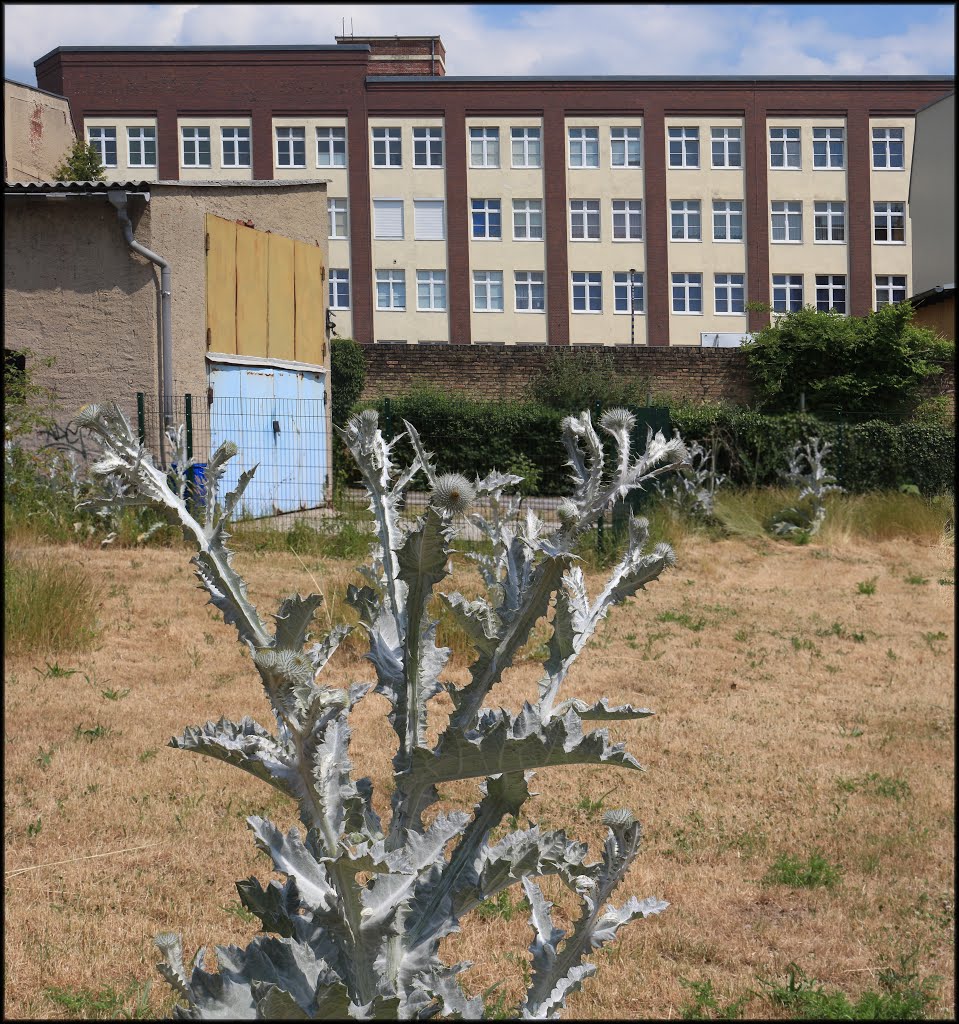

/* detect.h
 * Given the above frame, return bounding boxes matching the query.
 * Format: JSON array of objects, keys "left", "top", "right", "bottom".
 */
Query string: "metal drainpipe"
[{"left": 107, "top": 189, "right": 173, "bottom": 463}]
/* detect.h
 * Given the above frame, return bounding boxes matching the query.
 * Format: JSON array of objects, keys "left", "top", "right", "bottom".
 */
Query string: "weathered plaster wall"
[{"left": 3, "top": 80, "right": 76, "bottom": 182}]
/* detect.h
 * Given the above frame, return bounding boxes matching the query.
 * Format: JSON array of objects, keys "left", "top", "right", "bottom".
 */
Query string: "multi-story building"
[{"left": 33, "top": 36, "right": 953, "bottom": 347}]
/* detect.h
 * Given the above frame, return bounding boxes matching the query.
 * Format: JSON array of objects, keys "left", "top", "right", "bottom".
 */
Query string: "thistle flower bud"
[
  {"left": 217, "top": 440, "right": 238, "bottom": 460},
  {"left": 599, "top": 408, "right": 636, "bottom": 434},
  {"left": 358, "top": 409, "right": 380, "bottom": 428},
  {"left": 557, "top": 498, "right": 579, "bottom": 527},
  {"left": 430, "top": 473, "right": 475, "bottom": 515},
  {"left": 602, "top": 808, "right": 635, "bottom": 830}
]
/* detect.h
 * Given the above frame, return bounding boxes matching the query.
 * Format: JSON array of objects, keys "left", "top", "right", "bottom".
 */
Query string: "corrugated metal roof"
[{"left": 4, "top": 180, "right": 151, "bottom": 193}]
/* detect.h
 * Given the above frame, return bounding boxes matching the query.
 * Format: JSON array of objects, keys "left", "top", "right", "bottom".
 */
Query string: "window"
[
  {"left": 376, "top": 270, "right": 406, "bottom": 310},
  {"left": 875, "top": 275, "right": 907, "bottom": 308},
  {"left": 715, "top": 273, "right": 745, "bottom": 314},
  {"left": 711, "top": 127, "right": 742, "bottom": 168},
  {"left": 328, "top": 198, "right": 349, "bottom": 239},
  {"left": 317, "top": 127, "right": 346, "bottom": 167},
  {"left": 668, "top": 126, "right": 699, "bottom": 168},
  {"left": 127, "top": 126, "right": 156, "bottom": 167},
  {"left": 613, "top": 272, "right": 645, "bottom": 313},
  {"left": 513, "top": 199, "right": 544, "bottom": 240},
  {"left": 373, "top": 199, "right": 404, "bottom": 240},
  {"left": 814, "top": 201, "right": 845, "bottom": 242},
  {"left": 473, "top": 271, "right": 504, "bottom": 312},
  {"left": 813, "top": 127, "right": 844, "bottom": 169},
  {"left": 611, "top": 127, "right": 642, "bottom": 167},
  {"left": 471, "top": 199, "right": 502, "bottom": 239},
  {"left": 372, "top": 127, "right": 401, "bottom": 167},
  {"left": 769, "top": 126, "right": 801, "bottom": 169},
  {"left": 87, "top": 126, "right": 116, "bottom": 167},
  {"left": 816, "top": 274, "right": 847, "bottom": 313},
  {"left": 221, "top": 127, "right": 250, "bottom": 167},
  {"left": 413, "top": 127, "right": 444, "bottom": 167},
  {"left": 872, "top": 127, "right": 904, "bottom": 169},
  {"left": 414, "top": 199, "right": 445, "bottom": 240},
  {"left": 570, "top": 200, "right": 600, "bottom": 240},
  {"left": 874, "top": 201, "right": 906, "bottom": 242},
  {"left": 713, "top": 200, "right": 743, "bottom": 241},
  {"left": 568, "top": 127, "right": 599, "bottom": 167},
  {"left": 276, "top": 127, "right": 305, "bottom": 168},
  {"left": 329, "top": 269, "right": 350, "bottom": 309},
  {"left": 612, "top": 200, "right": 643, "bottom": 240},
  {"left": 670, "top": 200, "right": 701, "bottom": 241},
  {"left": 416, "top": 270, "right": 447, "bottom": 311},
  {"left": 511, "top": 126, "right": 542, "bottom": 168},
  {"left": 515, "top": 271, "right": 545, "bottom": 312},
  {"left": 571, "top": 272, "right": 602, "bottom": 312},
  {"left": 772, "top": 274, "right": 804, "bottom": 313},
  {"left": 470, "top": 127, "right": 499, "bottom": 167},
  {"left": 771, "top": 201, "right": 802, "bottom": 242},
  {"left": 672, "top": 273, "right": 703, "bottom": 313}
]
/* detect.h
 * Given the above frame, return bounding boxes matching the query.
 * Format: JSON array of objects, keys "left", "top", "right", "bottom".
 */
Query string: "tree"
[
  {"left": 52, "top": 139, "right": 106, "bottom": 182},
  {"left": 741, "top": 303, "right": 953, "bottom": 422}
]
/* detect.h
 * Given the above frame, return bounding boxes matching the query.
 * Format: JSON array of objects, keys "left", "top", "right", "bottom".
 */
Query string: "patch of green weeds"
[
  {"left": 657, "top": 609, "right": 707, "bottom": 632},
  {"left": 762, "top": 850, "right": 841, "bottom": 889},
  {"left": 475, "top": 890, "right": 529, "bottom": 922},
  {"left": 34, "top": 660, "right": 79, "bottom": 679},
  {"left": 641, "top": 630, "right": 670, "bottom": 660},
  {"left": 44, "top": 979, "right": 154, "bottom": 1019},
  {"left": 576, "top": 786, "right": 617, "bottom": 817},
  {"left": 137, "top": 748, "right": 158, "bottom": 763},
  {"left": 856, "top": 577, "right": 878, "bottom": 595},
  {"left": 36, "top": 746, "right": 55, "bottom": 769},
  {"left": 836, "top": 772, "right": 911, "bottom": 802},
  {"left": 837, "top": 723, "right": 865, "bottom": 738},
  {"left": 74, "top": 722, "right": 111, "bottom": 743},
  {"left": 790, "top": 635, "right": 820, "bottom": 655},
  {"left": 101, "top": 687, "right": 130, "bottom": 701},
  {"left": 921, "top": 631, "right": 947, "bottom": 654},
  {"left": 27, "top": 816, "right": 42, "bottom": 838},
  {"left": 904, "top": 574, "right": 929, "bottom": 585},
  {"left": 223, "top": 900, "right": 258, "bottom": 924},
  {"left": 678, "top": 977, "right": 752, "bottom": 1019}
]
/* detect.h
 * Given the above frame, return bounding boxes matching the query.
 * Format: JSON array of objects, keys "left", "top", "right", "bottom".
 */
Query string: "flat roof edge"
[
  {"left": 4, "top": 77, "right": 70, "bottom": 100},
  {"left": 369, "top": 74, "right": 957, "bottom": 84},
  {"left": 34, "top": 43, "right": 370, "bottom": 66}
]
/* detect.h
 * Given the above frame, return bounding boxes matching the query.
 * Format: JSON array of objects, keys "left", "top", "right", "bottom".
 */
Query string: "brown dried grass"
[{"left": 4, "top": 529, "right": 954, "bottom": 1019}]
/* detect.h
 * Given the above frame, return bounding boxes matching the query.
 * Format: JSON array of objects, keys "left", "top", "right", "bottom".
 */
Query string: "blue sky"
[{"left": 3, "top": 4, "right": 954, "bottom": 88}]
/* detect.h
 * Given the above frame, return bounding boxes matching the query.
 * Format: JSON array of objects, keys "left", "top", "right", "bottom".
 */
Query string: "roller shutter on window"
[
  {"left": 414, "top": 200, "right": 445, "bottom": 240},
  {"left": 373, "top": 200, "right": 404, "bottom": 239}
]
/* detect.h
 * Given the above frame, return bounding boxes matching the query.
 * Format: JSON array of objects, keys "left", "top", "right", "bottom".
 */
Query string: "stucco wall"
[
  {"left": 3, "top": 193, "right": 158, "bottom": 424},
  {"left": 910, "top": 94, "right": 955, "bottom": 295},
  {"left": 4, "top": 80, "right": 76, "bottom": 182}
]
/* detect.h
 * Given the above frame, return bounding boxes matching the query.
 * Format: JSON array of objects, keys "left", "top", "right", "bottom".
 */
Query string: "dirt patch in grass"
[{"left": 3, "top": 531, "right": 954, "bottom": 1019}]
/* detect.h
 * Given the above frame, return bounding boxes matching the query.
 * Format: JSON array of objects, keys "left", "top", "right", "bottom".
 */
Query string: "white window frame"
[
  {"left": 772, "top": 274, "right": 804, "bottom": 313},
  {"left": 413, "top": 199, "right": 446, "bottom": 241},
  {"left": 875, "top": 275, "right": 907, "bottom": 309},
  {"left": 416, "top": 270, "right": 447, "bottom": 311},
  {"left": 672, "top": 272, "right": 703, "bottom": 314},
  {"left": 512, "top": 199, "right": 544, "bottom": 241},
  {"left": 812, "top": 127, "right": 845, "bottom": 169},
  {"left": 769, "top": 126, "right": 801, "bottom": 169},
  {"left": 668, "top": 126, "right": 699, "bottom": 168},
  {"left": 276, "top": 126, "right": 306, "bottom": 168},
  {"left": 87, "top": 126, "right": 117, "bottom": 167},
  {"left": 711, "top": 127, "right": 742, "bottom": 169},
  {"left": 568, "top": 127, "right": 599, "bottom": 168},
  {"left": 473, "top": 270, "right": 504, "bottom": 312},
  {"left": 221, "top": 127, "right": 251, "bottom": 168},
  {"left": 570, "top": 199, "right": 601, "bottom": 241},
  {"left": 413, "top": 127, "right": 444, "bottom": 168},
  {"left": 873, "top": 201, "right": 906, "bottom": 243},
  {"left": 613, "top": 272, "right": 645, "bottom": 314},
  {"left": 571, "top": 272, "right": 603, "bottom": 313},
  {"left": 813, "top": 201, "right": 846, "bottom": 243},
  {"left": 670, "top": 200, "right": 701, "bottom": 242},
  {"left": 714, "top": 273, "right": 746, "bottom": 315},
  {"left": 514, "top": 271, "right": 545, "bottom": 313},
  {"left": 372, "top": 199, "right": 404, "bottom": 240},
  {"left": 372, "top": 127, "right": 402, "bottom": 168},
  {"left": 612, "top": 199, "right": 643, "bottom": 241},
  {"left": 511, "top": 126, "right": 542, "bottom": 168},
  {"left": 328, "top": 198, "right": 349, "bottom": 240},
  {"left": 712, "top": 200, "right": 744, "bottom": 242},
  {"left": 872, "top": 127, "right": 905, "bottom": 170},
  {"left": 471, "top": 198, "right": 502, "bottom": 240},
  {"left": 771, "top": 200, "right": 803, "bottom": 243},
  {"left": 610, "top": 127, "right": 642, "bottom": 168},
  {"left": 316, "top": 126, "right": 346, "bottom": 168},
  {"left": 127, "top": 126, "right": 156, "bottom": 168},
  {"left": 816, "top": 274, "right": 847, "bottom": 314},
  {"left": 329, "top": 269, "right": 351, "bottom": 310},
  {"left": 469, "top": 127, "right": 500, "bottom": 168},
  {"left": 375, "top": 269, "right": 406, "bottom": 310}
]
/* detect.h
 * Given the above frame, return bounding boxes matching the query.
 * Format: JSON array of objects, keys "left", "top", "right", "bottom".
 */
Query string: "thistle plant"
[
  {"left": 652, "top": 436, "right": 726, "bottom": 520},
  {"left": 75, "top": 402, "right": 689, "bottom": 1020},
  {"left": 769, "top": 436, "right": 844, "bottom": 540}
]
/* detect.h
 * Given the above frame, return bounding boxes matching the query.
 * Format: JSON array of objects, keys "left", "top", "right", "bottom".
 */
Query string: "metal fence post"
[
  {"left": 594, "top": 399, "right": 604, "bottom": 559},
  {"left": 184, "top": 393, "right": 196, "bottom": 512},
  {"left": 136, "top": 392, "right": 146, "bottom": 446},
  {"left": 384, "top": 397, "right": 394, "bottom": 442}
]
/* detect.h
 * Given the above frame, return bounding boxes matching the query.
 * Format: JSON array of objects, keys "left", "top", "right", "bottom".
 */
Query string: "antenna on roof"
[
  {"left": 341, "top": 16, "right": 344, "bottom": 36},
  {"left": 351, "top": 17, "right": 354, "bottom": 37}
]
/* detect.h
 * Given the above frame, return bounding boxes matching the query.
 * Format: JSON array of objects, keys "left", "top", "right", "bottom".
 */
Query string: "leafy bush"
[
  {"left": 525, "top": 348, "right": 651, "bottom": 413},
  {"left": 77, "top": 402, "right": 689, "bottom": 1019},
  {"left": 52, "top": 138, "right": 107, "bottom": 182},
  {"left": 741, "top": 304, "right": 952, "bottom": 422},
  {"left": 330, "top": 338, "right": 367, "bottom": 427}
]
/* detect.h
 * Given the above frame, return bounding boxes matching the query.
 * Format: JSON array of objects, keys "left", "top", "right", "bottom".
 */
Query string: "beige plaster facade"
[
  {"left": 870, "top": 116, "right": 915, "bottom": 301},
  {"left": 83, "top": 115, "right": 160, "bottom": 182},
  {"left": 177, "top": 116, "right": 254, "bottom": 182},
  {"left": 4, "top": 80, "right": 76, "bottom": 181}
]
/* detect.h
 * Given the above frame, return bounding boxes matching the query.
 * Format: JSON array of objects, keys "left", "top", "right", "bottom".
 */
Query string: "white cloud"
[{"left": 3, "top": 3, "right": 954, "bottom": 87}]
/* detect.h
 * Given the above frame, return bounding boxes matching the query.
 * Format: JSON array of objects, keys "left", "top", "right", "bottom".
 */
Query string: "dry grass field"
[{"left": 4, "top": 519, "right": 954, "bottom": 1019}]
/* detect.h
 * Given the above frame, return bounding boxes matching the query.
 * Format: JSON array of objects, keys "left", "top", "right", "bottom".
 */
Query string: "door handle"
[{"left": 273, "top": 419, "right": 281, "bottom": 435}]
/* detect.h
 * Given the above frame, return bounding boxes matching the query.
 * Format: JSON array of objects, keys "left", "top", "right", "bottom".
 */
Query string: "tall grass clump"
[
  {"left": 818, "top": 492, "right": 955, "bottom": 545},
  {"left": 4, "top": 552, "right": 99, "bottom": 655}
]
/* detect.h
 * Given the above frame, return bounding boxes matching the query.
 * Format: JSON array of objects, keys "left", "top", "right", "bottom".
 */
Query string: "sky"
[{"left": 3, "top": 3, "right": 955, "bottom": 88}]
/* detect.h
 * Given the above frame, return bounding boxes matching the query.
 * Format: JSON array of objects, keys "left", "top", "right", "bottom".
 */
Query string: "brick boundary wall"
[{"left": 358, "top": 343, "right": 955, "bottom": 410}]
